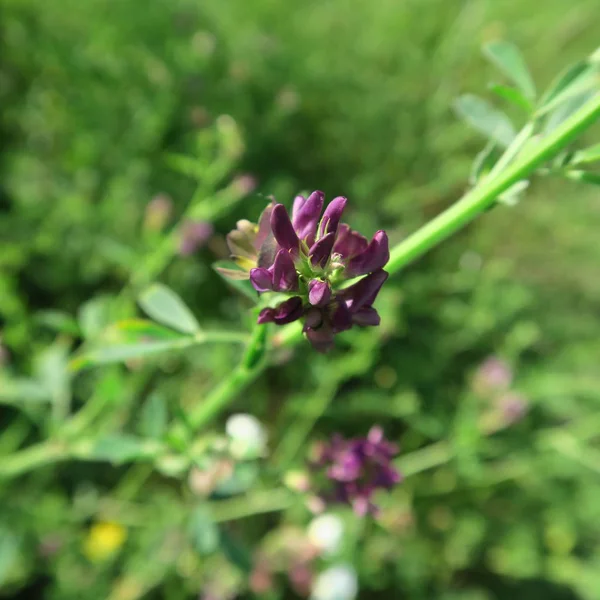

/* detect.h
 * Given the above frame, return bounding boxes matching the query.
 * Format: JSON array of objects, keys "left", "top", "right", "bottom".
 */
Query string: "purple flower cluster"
[
  {"left": 312, "top": 427, "right": 402, "bottom": 516},
  {"left": 222, "top": 191, "right": 389, "bottom": 352}
]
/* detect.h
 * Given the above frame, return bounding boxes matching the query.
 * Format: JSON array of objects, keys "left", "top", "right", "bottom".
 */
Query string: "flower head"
[
  {"left": 311, "top": 427, "right": 402, "bottom": 516},
  {"left": 221, "top": 192, "right": 389, "bottom": 351},
  {"left": 179, "top": 219, "right": 213, "bottom": 256}
]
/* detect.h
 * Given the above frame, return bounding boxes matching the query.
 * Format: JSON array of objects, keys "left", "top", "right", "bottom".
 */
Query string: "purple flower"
[
  {"left": 220, "top": 191, "right": 390, "bottom": 351},
  {"left": 179, "top": 220, "right": 214, "bottom": 256},
  {"left": 311, "top": 427, "right": 402, "bottom": 516}
]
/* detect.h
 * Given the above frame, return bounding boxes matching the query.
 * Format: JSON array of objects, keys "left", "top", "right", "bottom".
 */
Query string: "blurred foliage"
[{"left": 1, "top": 0, "right": 600, "bottom": 599}]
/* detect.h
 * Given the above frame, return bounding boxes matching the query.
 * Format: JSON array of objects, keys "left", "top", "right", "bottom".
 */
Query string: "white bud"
[
  {"left": 311, "top": 564, "right": 358, "bottom": 600},
  {"left": 307, "top": 514, "right": 344, "bottom": 556},
  {"left": 225, "top": 413, "right": 267, "bottom": 459}
]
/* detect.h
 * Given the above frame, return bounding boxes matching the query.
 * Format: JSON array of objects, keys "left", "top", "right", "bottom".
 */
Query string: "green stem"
[
  {"left": 185, "top": 323, "right": 268, "bottom": 432},
  {"left": 386, "top": 92, "right": 600, "bottom": 274},
  {"left": 0, "top": 441, "right": 68, "bottom": 479}
]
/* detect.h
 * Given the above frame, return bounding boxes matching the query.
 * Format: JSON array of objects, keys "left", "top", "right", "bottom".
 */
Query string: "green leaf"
[
  {"left": 543, "top": 89, "right": 597, "bottom": 133},
  {"left": 454, "top": 94, "right": 516, "bottom": 148},
  {"left": 213, "top": 463, "right": 259, "bottom": 497},
  {"left": 470, "top": 141, "right": 500, "bottom": 185},
  {"left": 497, "top": 180, "right": 530, "bottom": 206},
  {"left": 564, "top": 170, "right": 600, "bottom": 186},
  {"left": 0, "top": 377, "right": 51, "bottom": 404},
  {"left": 35, "top": 310, "right": 80, "bottom": 336},
  {"left": 538, "top": 60, "right": 594, "bottom": 111},
  {"left": 572, "top": 143, "right": 600, "bottom": 166},
  {"left": 188, "top": 507, "right": 220, "bottom": 555},
  {"left": 69, "top": 338, "right": 190, "bottom": 371},
  {"left": 138, "top": 283, "right": 201, "bottom": 334},
  {"left": 106, "top": 319, "right": 183, "bottom": 343},
  {"left": 84, "top": 434, "right": 162, "bottom": 465},
  {"left": 78, "top": 295, "right": 114, "bottom": 340},
  {"left": 139, "top": 393, "right": 168, "bottom": 440},
  {"left": 488, "top": 84, "right": 533, "bottom": 112},
  {"left": 483, "top": 41, "right": 536, "bottom": 100},
  {"left": 213, "top": 261, "right": 257, "bottom": 302},
  {"left": 220, "top": 530, "right": 252, "bottom": 574}
]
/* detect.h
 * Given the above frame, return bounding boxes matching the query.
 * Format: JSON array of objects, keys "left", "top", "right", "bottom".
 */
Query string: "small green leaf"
[
  {"left": 138, "top": 283, "right": 200, "bottom": 335},
  {"left": 470, "top": 141, "right": 500, "bottom": 185},
  {"left": 564, "top": 170, "right": 600, "bottom": 186},
  {"left": 35, "top": 310, "right": 80, "bottom": 336},
  {"left": 106, "top": 319, "right": 183, "bottom": 343},
  {"left": 0, "top": 378, "right": 51, "bottom": 404},
  {"left": 497, "top": 180, "right": 530, "bottom": 206},
  {"left": 538, "top": 60, "right": 593, "bottom": 110},
  {"left": 220, "top": 530, "right": 252, "bottom": 574},
  {"left": 572, "top": 143, "right": 600, "bottom": 166},
  {"left": 213, "top": 261, "right": 257, "bottom": 302},
  {"left": 84, "top": 434, "right": 161, "bottom": 465},
  {"left": 69, "top": 338, "right": 190, "bottom": 371},
  {"left": 483, "top": 41, "right": 536, "bottom": 100},
  {"left": 489, "top": 84, "right": 533, "bottom": 112},
  {"left": 78, "top": 295, "right": 114, "bottom": 340},
  {"left": 139, "top": 393, "right": 168, "bottom": 440},
  {"left": 188, "top": 507, "right": 220, "bottom": 555},
  {"left": 543, "top": 90, "right": 597, "bottom": 133},
  {"left": 454, "top": 94, "right": 516, "bottom": 148}
]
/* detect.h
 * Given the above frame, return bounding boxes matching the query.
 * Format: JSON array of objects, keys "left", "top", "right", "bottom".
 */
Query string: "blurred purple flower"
[
  {"left": 311, "top": 426, "right": 402, "bottom": 516},
  {"left": 498, "top": 392, "right": 528, "bottom": 426},
  {"left": 179, "top": 220, "right": 214, "bottom": 256},
  {"left": 233, "top": 174, "right": 257, "bottom": 195},
  {"left": 144, "top": 194, "right": 173, "bottom": 232},
  {"left": 221, "top": 191, "right": 389, "bottom": 351},
  {"left": 473, "top": 356, "right": 513, "bottom": 394}
]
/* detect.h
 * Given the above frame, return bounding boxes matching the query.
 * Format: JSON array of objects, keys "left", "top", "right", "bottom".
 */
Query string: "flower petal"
[
  {"left": 319, "top": 196, "right": 347, "bottom": 237},
  {"left": 257, "top": 308, "right": 275, "bottom": 324},
  {"left": 303, "top": 307, "right": 324, "bottom": 330},
  {"left": 292, "top": 190, "right": 324, "bottom": 241},
  {"left": 332, "top": 224, "right": 368, "bottom": 260},
  {"left": 270, "top": 204, "right": 300, "bottom": 254},
  {"left": 308, "top": 279, "right": 331, "bottom": 306},
  {"left": 305, "top": 326, "right": 336, "bottom": 353},
  {"left": 309, "top": 232, "right": 335, "bottom": 268},
  {"left": 272, "top": 250, "right": 298, "bottom": 291},
  {"left": 346, "top": 230, "right": 389, "bottom": 276},
  {"left": 273, "top": 296, "right": 304, "bottom": 325},
  {"left": 342, "top": 269, "right": 388, "bottom": 312},
  {"left": 292, "top": 194, "right": 306, "bottom": 221},
  {"left": 250, "top": 268, "right": 273, "bottom": 292},
  {"left": 330, "top": 301, "right": 353, "bottom": 333},
  {"left": 351, "top": 307, "right": 381, "bottom": 327}
]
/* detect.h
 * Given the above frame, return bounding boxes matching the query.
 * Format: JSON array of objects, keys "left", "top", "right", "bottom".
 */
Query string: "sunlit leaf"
[
  {"left": 538, "top": 60, "right": 595, "bottom": 111},
  {"left": 572, "top": 143, "right": 600, "bottom": 166},
  {"left": 483, "top": 41, "right": 536, "bottom": 100},
  {"left": 489, "top": 84, "right": 533, "bottom": 112},
  {"left": 564, "top": 170, "right": 600, "bottom": 186},
  {"left": 213, "top": 261, "right": 257, "bottom": 302},
  {"left": 138, "top": 283, "right": 200, "bottom": 334},
  {"left": 454, "top": 94, "right": 516, "bottom": 148},
  {"left": 78, "top": 295, "right": 114, "bottom": 340}
]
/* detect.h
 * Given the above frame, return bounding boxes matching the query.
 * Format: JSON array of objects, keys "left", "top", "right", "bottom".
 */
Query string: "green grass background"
[{"left": 1, "top": 0, "right": 600, "bottom": 598}]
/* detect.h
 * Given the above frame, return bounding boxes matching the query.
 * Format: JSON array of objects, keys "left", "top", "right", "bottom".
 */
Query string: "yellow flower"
[{"left": 83, "top": 521, "right": 127, "bottom": 562}]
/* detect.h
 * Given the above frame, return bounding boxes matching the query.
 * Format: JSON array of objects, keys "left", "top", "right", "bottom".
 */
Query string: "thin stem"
[
  {"left": 211, "top": 488, "right": 294, "bottom": 522},
  {"left": 0, "top": 441, "right": 68, "bottom": 479}
]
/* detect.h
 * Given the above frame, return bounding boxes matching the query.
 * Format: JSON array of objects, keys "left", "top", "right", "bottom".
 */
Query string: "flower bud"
[
  {"left": 311, "top": 565, "right": 358, "bottom": 600},
  {"left": 307, "top": 514, "right": 344, "bottom": 556},
  {"left": 225, "top": 413, "right": 268, "bottom": 460}
]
